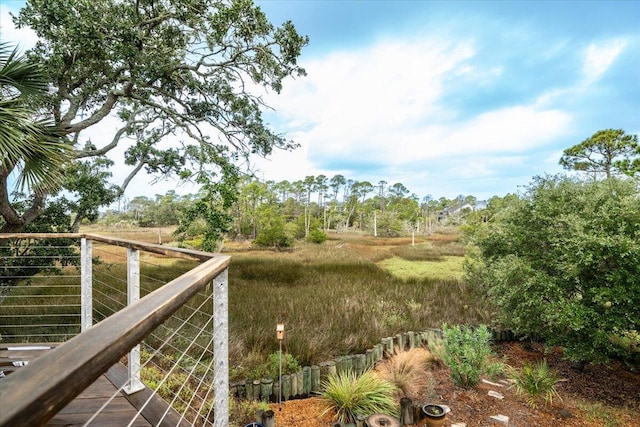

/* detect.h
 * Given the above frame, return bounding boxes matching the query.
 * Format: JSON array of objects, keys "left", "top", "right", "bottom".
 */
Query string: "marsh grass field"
[
  {"left": 4, "top": 227, "right": 639, "bottom": 427},
  {"left": 224, "top": 229, "right": 490, "bottom": 379},
  {"left": 1, "top": 226, "right": 490, "bottom": 381}
]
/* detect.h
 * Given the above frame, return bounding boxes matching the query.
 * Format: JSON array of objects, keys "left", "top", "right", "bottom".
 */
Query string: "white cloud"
[
  {"left": 437, "top": 107, "right": 571, "bottom": 157},
  {"left": 249, "top": 134, "right": 319, "bottom": 182},
  {"left": 269, "top": 36, "right": 476, "bottom": 145},
  {"left": 263, "top": 35, "right": 572, "bottom": 177},
  {"left": 582, "top": 39, "right": 627, "bottom": 83}
]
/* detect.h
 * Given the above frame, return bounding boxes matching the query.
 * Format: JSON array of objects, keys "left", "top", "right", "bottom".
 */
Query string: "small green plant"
[
  {"left": 141, "top": 363, "right": 193, "bottom": 414},
  {"left": 252, "top": 352, "right": 301, "bottom": 379},
  {"left": 439, "top": 324, "right": 494, "bottom": 388},
  {"left": 577, "top": 401, "right": 623, "bottom": 427},
  {"left": 248, "top": 352, "right": 301, "bottom": 380},
  {"left": 229, "top": 395, "right": 271, "bottom": 427},
  {"left": 508, "top": 359, "right": 562, "bottom": 408},
  {"left": 483, "top": 356, "right": 507, "bottom": 381},
  {"left": 320, "top": 370, "right": 398, "bottom": 424}
]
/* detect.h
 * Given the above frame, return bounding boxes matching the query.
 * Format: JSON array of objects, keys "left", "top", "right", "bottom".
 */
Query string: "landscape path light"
[{"left": 276, "top": 323, "right": 285, "bottom": 411}]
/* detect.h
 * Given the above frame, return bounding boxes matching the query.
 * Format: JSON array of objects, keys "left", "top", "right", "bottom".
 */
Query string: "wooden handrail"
[
  {"left": 0, "top": 233, "right": 214, "bottom": 261},
  {"left": 0, "top": 253, "right": 230, "bottom": 426}
]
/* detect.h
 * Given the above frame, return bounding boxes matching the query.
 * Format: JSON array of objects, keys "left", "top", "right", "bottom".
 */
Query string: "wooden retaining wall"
[{"left": 232, "top": 328, "right": 515, "bottom": 403}]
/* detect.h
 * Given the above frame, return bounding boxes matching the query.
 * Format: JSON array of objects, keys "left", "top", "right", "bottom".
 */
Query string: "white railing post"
[
  {"left": 213, "top": 268, "right": 229, "bottom": 427},
  {"left": 80, "top": 238, "right": 92, "bottom": 331},
  {"left": 124, "top": 247, "right": 144, "bottom": 394}
]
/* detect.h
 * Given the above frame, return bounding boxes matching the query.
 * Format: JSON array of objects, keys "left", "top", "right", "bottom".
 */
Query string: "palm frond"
[
  {"left": 0, "top": 41, "right": 49, "bottom": 98},
  {"left": 0, "top": 42, "right": 69, "bottom": 191}
]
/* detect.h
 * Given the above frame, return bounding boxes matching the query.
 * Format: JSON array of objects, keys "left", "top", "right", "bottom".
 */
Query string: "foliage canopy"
[
  {"left": 559, "top": 129, "right": 639, "bottom": 178},
  {"left": 3, "top": 0, "right": 308, "bottom": 235},
  {"left": 466, "top": 175, "right": 640, "bottom": 364}
]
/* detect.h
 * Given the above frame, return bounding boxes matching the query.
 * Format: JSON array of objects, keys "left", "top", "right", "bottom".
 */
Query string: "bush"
[
  {"left": 253, "top": 222, "right": 292, "bottom": 248},
  {"left": 320, "top": 370, "right": 398, "bottom": 424},
  {"left": 439, "top": 324, "right": 494, "bottom": 388},
  {"left": 252, "top": 352, "right": 301, "bottom": 379},
  {"left": 466, "top": 176, "right": 640, "bottom": 364},
  {"left": 253, "top": 205, "right": 293, "bottom": 248},
  {"left": 508, "top": 359, "right": 561, "bottom": 408},
  {"left": 307, "top": 228, "right": 328, "bottom": 244},
  {"left": 229, "top": 396, "right": 270, "bottom": 427}
]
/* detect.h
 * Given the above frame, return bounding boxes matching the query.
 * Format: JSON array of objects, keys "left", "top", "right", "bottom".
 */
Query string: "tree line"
[{"left": 103, "top": 176, "right": 481, "bottom": 248}]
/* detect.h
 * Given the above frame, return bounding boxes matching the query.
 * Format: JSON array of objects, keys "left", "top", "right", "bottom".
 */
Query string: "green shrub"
[
  {"left": 252, "top": 352, "right": 301, "bottom": 379},
  {"left": 307, "top": 228, "right": 328, "bottom": 244},
  {"left": 254, "top": 224, "right": 292, "bottom": 248},
  {"left": 483, "top": 357, "right": 507, "bottom": 381},
  {"left": 141, "top": 363, "right": 192, "bottom": 414},
  {"left": 439, "top": 324, "right": 494, "bottom": 388},
  {"left": 508, "top": 359, "right": 561, "bottom": 408},
  {"left": 320, "top": 370, "right": 398, "bottom": 424},
  {"left": 466, "top": 176, "right": 640, "bottom": 364},
  {"left": 253, "top": 205, "right": 293, "bottom": 248}
]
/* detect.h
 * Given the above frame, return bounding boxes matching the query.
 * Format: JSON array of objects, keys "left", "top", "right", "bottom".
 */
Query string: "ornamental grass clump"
[
  {"left": 320, "top": 370, "right": 399, "bottom": 424},
  {"left": 375, "top": 347, "right": 435, "bottom": 399},
  {"left": 508, "top": 359, "right": 562, "bottom": 408}
]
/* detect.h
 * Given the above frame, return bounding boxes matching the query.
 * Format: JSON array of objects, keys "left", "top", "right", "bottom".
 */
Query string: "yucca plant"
[
  {"left": 375, "top": 347, "right": 434, "bottom": 399},
  {"left": 508, "top": 359, "right": 562, "bottom": 408},
  {"left": 320, "top": 370, "right": 399, "bottom": 424}
]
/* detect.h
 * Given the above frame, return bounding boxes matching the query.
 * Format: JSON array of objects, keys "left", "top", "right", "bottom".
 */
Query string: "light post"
[{"left": 276, "top": 323, "right": 285, "bottom": 411}]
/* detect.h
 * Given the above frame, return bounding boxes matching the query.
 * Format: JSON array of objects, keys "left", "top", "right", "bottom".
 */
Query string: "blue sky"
[{"left": 2, "top": 0, "right": 639, "bottom": 201}]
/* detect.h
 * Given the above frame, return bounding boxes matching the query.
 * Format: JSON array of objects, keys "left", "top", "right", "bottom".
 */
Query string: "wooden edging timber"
[
  {"left": 0, "top": 253, "right": 230, "bottom": 427},
  {"left": 232, "top": 327, "right": 516, "bottom": 403}
]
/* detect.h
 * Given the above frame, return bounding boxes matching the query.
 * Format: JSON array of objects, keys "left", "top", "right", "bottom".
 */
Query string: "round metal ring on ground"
[{"left": 366, "top": 413, "right": 400, "bottom": 427}]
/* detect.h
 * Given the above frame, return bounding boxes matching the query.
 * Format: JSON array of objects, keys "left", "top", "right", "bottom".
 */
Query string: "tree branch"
[
  {"left": 120, "top": 161, "right": 146, "bottom": 193},
  {"left": 62, "top": 91, "right": 121, "bottom": 133}
]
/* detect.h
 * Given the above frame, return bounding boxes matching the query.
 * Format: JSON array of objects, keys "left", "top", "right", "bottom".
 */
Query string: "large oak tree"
[{"left": 2, "top": 0, "right": 307, "bottom": 233}]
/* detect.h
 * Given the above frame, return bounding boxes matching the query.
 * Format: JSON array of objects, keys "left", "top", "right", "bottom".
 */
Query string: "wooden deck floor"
[{"left": 0, "top": 344, "right": 184, "bottom": 427}]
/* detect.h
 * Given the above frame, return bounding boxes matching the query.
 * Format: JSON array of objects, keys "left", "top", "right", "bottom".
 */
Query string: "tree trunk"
[{"left": 0, "top": 168, "right": 47, "bottom": 233}]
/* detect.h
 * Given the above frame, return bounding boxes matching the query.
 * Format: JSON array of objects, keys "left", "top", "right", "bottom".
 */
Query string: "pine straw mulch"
[{"left": 268, "top": 341, "right": 640, "bottom": 427}]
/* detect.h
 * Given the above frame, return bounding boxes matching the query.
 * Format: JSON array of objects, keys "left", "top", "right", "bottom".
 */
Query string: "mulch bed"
[{"left": 267, "top": 341, "right": 640, "bottom": 427}]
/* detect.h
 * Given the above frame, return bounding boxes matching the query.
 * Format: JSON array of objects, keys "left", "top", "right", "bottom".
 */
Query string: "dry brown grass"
[
  {"left": 375, "top": 347, "right": 437, "bottom": 400},
  {"left": 82, "top": 224, "right": 178, "bottom": 245}
]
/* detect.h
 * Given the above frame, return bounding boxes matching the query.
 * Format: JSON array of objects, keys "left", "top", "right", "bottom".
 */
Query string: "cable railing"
[
  {"left": 0, "top": 233, "right": 230, "bottom": 427},
  {"left": 0, "top": 240, "right": 82, "bottom": 342}
]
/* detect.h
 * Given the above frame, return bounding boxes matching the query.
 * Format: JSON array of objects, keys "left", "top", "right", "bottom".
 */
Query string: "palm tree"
[
  {"left": 0, "top": 41, "right": 67, "bottom": 189},
  {"left": 0, "top": 41, "right": 68, "bottom": 232}
]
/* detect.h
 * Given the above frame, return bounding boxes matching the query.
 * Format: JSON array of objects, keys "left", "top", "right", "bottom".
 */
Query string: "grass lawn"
[{"left": 377, "top": 255, "right": 464, "bottom": 281}]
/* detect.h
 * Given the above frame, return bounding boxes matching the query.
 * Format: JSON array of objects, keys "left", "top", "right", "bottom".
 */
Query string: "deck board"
[{"left": 0, "top": 344, "right": 166, "bottom": 426}]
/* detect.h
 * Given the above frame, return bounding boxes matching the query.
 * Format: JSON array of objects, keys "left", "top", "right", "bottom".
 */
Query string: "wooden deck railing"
[{"left": 0, "top": 233, "right": 231, "bottom": 427}]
